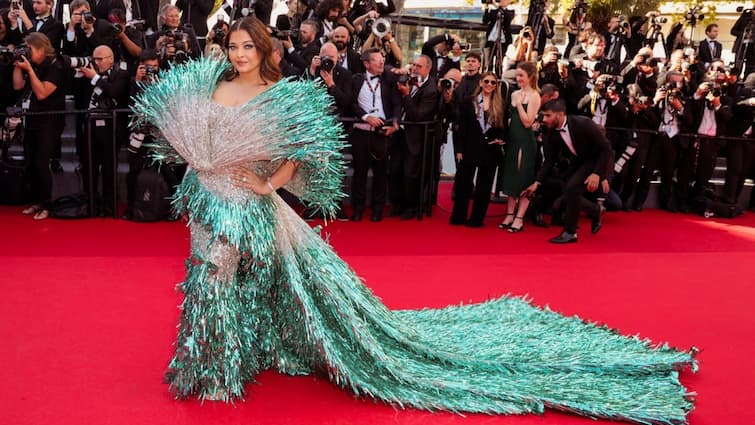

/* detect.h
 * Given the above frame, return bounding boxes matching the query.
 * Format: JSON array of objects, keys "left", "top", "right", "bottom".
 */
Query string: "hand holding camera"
[
  {"left": 14, "top": 54, "right": 32, "bottom": 72},
  {"left": 78, "top": 62, "right": 97, "bottom": 79}
]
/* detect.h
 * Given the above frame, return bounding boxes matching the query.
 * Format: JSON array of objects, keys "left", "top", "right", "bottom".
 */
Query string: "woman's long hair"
[
  {"left": 472, "top": 71, "right": 504, "bottom": 128},
  {"left": 517, "top": 61, "right": 540, "bottom": 92},
  {"left": 223, "top": 17, "right": 281, "bottom": 84}
]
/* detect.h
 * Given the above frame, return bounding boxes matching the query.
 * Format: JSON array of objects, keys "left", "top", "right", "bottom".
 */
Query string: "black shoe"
[
  {"left": 532, "top": 213, "right": 548, "bottom": 228},
  {"left": 370, "top": 209, "right": 383, "bottom": 222},
  {"left": 591, "top": 206, "right": 605, "bottom": 234},
  {"left": 497, "top": 213, "right": 514, "bottom": 229},
  {"left": 465, "top": 220, "right": 483, "bottom": 228},
  {"left": 335, "top": 208, "right": 348, "bottom": 221},
  {"left": 400, "top": 208, "right": 417, "bottom": 220},
  {"left": 507, "top": 216, "right": 524, "bottom": 233},
  {"left": 549, "top": 231, "right": 578, "bottom": 244},
  {"left": 350, "top": 210, "right": 363, "bottom": 221},
  {"left": 50, "top": 159, "right": 63, "bottom": 173}
]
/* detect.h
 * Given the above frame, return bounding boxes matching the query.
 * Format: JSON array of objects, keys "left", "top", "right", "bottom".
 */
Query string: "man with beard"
[
  {"left": 330, "top": 25, "right": 363, "bottom": 74},
  {"left": 282, "top": 19, "right": 321, "bottom": 75}
]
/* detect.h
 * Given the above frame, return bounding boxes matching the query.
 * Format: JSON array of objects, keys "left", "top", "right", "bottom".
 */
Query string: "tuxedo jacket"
[
  {"left": 697, "top": 39, "right": 723, "bottom": 65},
  {"left": 19, "top": 16, "right": 64, "bottom": 50},
  {"left": 350, "top": 71, "right": 402, "bottom": 127},
  {"left": 683, "top": 95, "right": 734, "bottom": 138},
  {"left": 340, "top": 49, "right": 364, "bottom": 76},
  {"left": 62, "top": 20, "right": 116, "bottom": 57},
  {"left": 536, "top": 115, "right": 612, "bottom": 182}
]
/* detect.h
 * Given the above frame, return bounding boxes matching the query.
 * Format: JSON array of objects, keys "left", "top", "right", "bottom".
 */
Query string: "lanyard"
[{"left": 365, "top": 76, "right": 380, "bottom": 112}]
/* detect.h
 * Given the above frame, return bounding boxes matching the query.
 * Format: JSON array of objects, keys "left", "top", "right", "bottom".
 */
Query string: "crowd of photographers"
[{"left": 1, "top": 0, "right": 754, "bottom": 231}]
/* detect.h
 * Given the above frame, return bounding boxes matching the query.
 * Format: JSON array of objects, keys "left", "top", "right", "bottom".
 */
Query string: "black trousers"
[
  {"left": 724, "top": 139, "right": 755, "bottom": 205},
  {"left": 24, "top": 117, "right": 64, "bottom": 205},
  {"left": 694, "top": 136, "right": 725, "bottom": 197},
  {"left": 350, "top": 128, "right": 389, "bottom": 212},
  {"left": 450, "top": 144, "right": 502, "bottom": 225},
  {"left": 390, "top": 128, "right": 434, "bottom": 212},
  {"left": 657, "top": 134, "right": 695, "bottom": 209},
  {"left": 561, "top": 161, "right": 599, "bottom": 234},
  {"left": 632, "top": 134, "right": 663, "bottom": 209},
  {"left": 618, "top": 134, "right": 651, "bottom": 207},
  {"left": 81, "top": 120, "right": 117, "bottom": 214}
]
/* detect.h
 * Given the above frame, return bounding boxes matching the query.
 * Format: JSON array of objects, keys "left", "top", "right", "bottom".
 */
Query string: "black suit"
[
  {"left": 390, "top": 77, "right": 439, "bottom": 214},
  {"left": 683, "top": 95, "right": 733, "bottom": 199},
  {"left": 175, "top": 0, "right": 214, "bottom": 37},
  {"left": 83, "top": 68, "right": 131, "bottom": 215},
  {"left": 349, "top": 71, "right": 402, "bottom": 213},
  {"left": 697, "top": 38, "right": 722, "bottom": 66},
  {"left": 338, "top": 49, "right": 364, "bottom": 76},
  {"left": 537, "top": 115, "right": 612, "bottom": 234},
  {"left": 421, "top": 34, "right": 461, "bottom": 79},
  {"left": 450, "top": 96, "right": 504, "bottom": 225},
  {"left": 94, "top": 0, "right": 157, "bottom": 33}
]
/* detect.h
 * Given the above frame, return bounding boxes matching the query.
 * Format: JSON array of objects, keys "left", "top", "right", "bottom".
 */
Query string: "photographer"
[
  {"left": 174, "top": 0, "right": 213, "bottom": 48},
  {"left": 1, "top": 7, "right": 22, "bottom": 108},
  {"left": 563, "top": 0, "right": 588, "bottom": 60},
  {"left": 12, "top": 32, "right": 66, "bottom": 220},
  {"left": 537, "top": 45, "right": 567, "bottom": 90},
  {"left": 7, "top": 0, "right": 63, "bottom": 50},
  {"left": 506, "top": 25, "right": 536, "bottom": 67},
  {"left": 204, "top": 18, "right": 228, "bottom": 58},
  {"left": 107, "top": 8, "right": 144, "bottom": 74},
  {"left": 483, "top": 0, "right": 514, "bottom": 69},
  {"left": 94, "top": 0, "right": 157, "bottom": 35},
  {"left": 304, "top": 41, "right": 352, "bottom": 114},
  {"left": 731, "top": 7, "right": 755, "bottom": 77},
  {"left": 147, "top": 4, "right": 201, "bottom": 68},
  {"left": 313, "top": 0, "right": 348, "bottom": 39},
  {"left": 361, "top": 26, "right": 402, "bottom": 69},
  {"left": 698, "top": 23, "right": 722, "bottom": 70},
  {"left": 125, "top": 48, "right": 178, "bottom": 219},
  {"left": 422, "top": 32, "right": 462, "bottom": 80},
  {"left": 223, "top": 0, "right": 274, "bottom": 24},
  {"left": 275, "top": 0, "right": 304, "bottom": 45},
  {"left": 683, "top": 77, "right": 733, "bottom": 202},
  {"left": 281, "top": 19, "right": 321, "bottom": 75},
  {"left": 79, "top": 44, "right": 129, "bottom": 216},
  {"left": 392, "top": 54, "right": 438, "bottom": 220},
  {"left": 524, "top": 0, "right": 554, "bottom": 57},
  {"left": 603, "top": 15, "right": 630, "bottom": 65},
  {"left": 652, "top": 70, "right": 690, "bottom": 211},
  {"left": 619, "top": 48, "right": 658, "bottom": 97},
  {"left": 615, "top": 83, "right": 661, "bottom": 211},
  {"left": 724, "top": 81, "right": 755, "bottom": 206}
]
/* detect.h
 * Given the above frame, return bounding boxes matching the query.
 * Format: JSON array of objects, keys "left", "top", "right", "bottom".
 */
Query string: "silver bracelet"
[{"left": 266, "top": 178, "right": 275, "bottom": 193}]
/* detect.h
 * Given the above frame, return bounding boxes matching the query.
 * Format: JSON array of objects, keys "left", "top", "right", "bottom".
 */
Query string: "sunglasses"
[{"left": 482, "top": 79, "right": 498, "bottom": 85}]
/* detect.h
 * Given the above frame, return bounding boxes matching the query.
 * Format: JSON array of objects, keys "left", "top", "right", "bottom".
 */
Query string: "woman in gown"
[
  {"left": 132, "top": 17, "right": 697, "bottom": 424},
  {"left": 499, "top": 61, "right": 541, "bottom": 233}
]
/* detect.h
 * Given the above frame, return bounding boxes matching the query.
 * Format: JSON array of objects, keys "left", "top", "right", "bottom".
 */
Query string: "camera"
[
  {"left": 685, "top": 6, "right": 704, "bottom": 23},
  {"left": 10, "top": 0, "right": 20, "bottom": 9},
  {"left": 63, "top": 55, "right": 93, "bottom": 68},
  {"left": 398, "top": 74, "right": 419, "bottom": 86},
  {"left": 211, "top": 28, "right": 226, "bottom": 43},
  {"left": 319, "top": 56, "right": 335, "bottom": 72},
  {"left": 440, "top": 78, "right": 455, "bottom": 90},
  {"left": 652, "top": 16, "right": 668, "bottom": 25},
  {"left": 144, "top": 64, "right": 158, "bottom": 77},
  {"left": 90, "top": 77, "right": 117, "bottom": 110},
  {"left": 81, "top": 11, "right": 95, "bottom": 25},
  {"left": 162, "top": 29, "right": 190, "bottom": 64},
  {"left": 0, "top": 45, "right": 31, "bottom": 65},
  {"left": 270, "top": 27, "right": 299, "bottom": 40}
]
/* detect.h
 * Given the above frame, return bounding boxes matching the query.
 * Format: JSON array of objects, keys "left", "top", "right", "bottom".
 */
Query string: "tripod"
[
  {"left": 645, "top": 23, "right": 667, "bottom": 59},
  {"left": 735, "top": 15, "right": 755, "bottom": 78},
  {"left": 485, "top": 7, "right": 512, "bottom": 77}
]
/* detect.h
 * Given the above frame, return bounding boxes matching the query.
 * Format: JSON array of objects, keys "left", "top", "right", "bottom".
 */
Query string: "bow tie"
[
  {"left": 557, "top": 127, "right": 568, "bottom": 133},
  {"left": 36, "top": 17, "right": 49, "bottom": 23},
  {"left": 368, "top": 75, "right": 380, "bottom": 80}
]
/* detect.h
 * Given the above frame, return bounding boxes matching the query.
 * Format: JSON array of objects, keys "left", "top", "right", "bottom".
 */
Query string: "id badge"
[
  {"left": 95, "top": 120, "right": 106, "bottom": 127},
  {"left": 119, "top": 61, "right": 128, "bottom": 71},
  {"left": 21, "top": 99, "right": 30, "bottom": 110}
]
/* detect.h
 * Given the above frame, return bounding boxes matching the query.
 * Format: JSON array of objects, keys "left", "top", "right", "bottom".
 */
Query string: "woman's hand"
[
  {"left": 510, "top": 91, "right": 521, "bottom": 108},
  {"left": 231, "top": 167, "right": 268, "bottom": 194}
]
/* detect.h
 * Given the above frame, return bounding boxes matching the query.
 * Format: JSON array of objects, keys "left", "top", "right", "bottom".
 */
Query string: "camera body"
[
  {"left": 0, "top": 45, "right": 31, "bottom": 65},
  {"left": 81, "top": 11, "right": 95, "bottom": 25},
  {"left": 271, "top": 28, "right": 299, "bottom": 40},
  {"left": 319, "top": 56, "right": 335, "bottom": 72},
  {"left": 398, "top": 74, "right": 419, "bottom": 86},
  {"left": 144, "top": 64, "right": 158, "bottom": 77},
  {"left": 10, "top": 0, "right": 21, "bottom": 10},
  {"left": 440, "top": 78, "right": 455, "bottom": 90}
]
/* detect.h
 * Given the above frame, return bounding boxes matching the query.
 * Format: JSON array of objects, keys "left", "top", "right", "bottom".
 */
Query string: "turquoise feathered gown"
[{"left": 132, "top": 58, "right": 696, "bottom": 424}]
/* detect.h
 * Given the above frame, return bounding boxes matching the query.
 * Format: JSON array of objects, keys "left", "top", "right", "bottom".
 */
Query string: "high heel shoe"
[
  {"left": 508, "top": 216, "right": 525, "bottom": 233},
  {"left": 497, "top": 213, "right": 514, "bottom": 229}
]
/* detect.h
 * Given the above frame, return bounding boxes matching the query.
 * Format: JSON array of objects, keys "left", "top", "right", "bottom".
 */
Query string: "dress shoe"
[
  {"left": 465, "top": 219, "right": 483, "bottom": 228},
  {"left": 591, "top": 206, "right": 605, "bottom": 234},
  {"left": 370, "top": 209, "right": 383, "bottom": 222},
  {"left": 350, "top": 210, "right": 363, "bottom": 221},
  {"left": 400, "top": 208, "right": 418, "bottom": 220},
  {"left": 549, "top": 231, "right": 578, "bottom": 244}
]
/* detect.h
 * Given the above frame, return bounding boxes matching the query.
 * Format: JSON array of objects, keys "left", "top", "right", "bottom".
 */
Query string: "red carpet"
[{"left": 2, "top": 189, "right": 754, "bottom": 425}]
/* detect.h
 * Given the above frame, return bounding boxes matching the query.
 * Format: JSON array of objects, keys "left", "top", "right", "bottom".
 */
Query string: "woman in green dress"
[
  {"left": 499, "top": 61, "right": 541, "bottom": 232},
  {"left": 132, "top": 17, "right": 696, "bottom": 424}
]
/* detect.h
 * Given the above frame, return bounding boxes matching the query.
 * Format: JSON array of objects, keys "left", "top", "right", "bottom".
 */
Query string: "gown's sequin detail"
[{"left": 132, "top": 58, "right": 697, "bottom": 424}]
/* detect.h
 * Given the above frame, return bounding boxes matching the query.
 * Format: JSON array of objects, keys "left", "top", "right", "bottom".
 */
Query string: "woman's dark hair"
[
  {"left": 223, "top": 17, "right": 281, "bottom": 84},
  {"left": 1, "top": 8, "right": 12, "bottom": 40}
]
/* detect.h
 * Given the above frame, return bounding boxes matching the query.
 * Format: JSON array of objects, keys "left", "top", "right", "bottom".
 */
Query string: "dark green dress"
[{"left": 501, "top": 103, "right": 537, "bottom": 197}]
